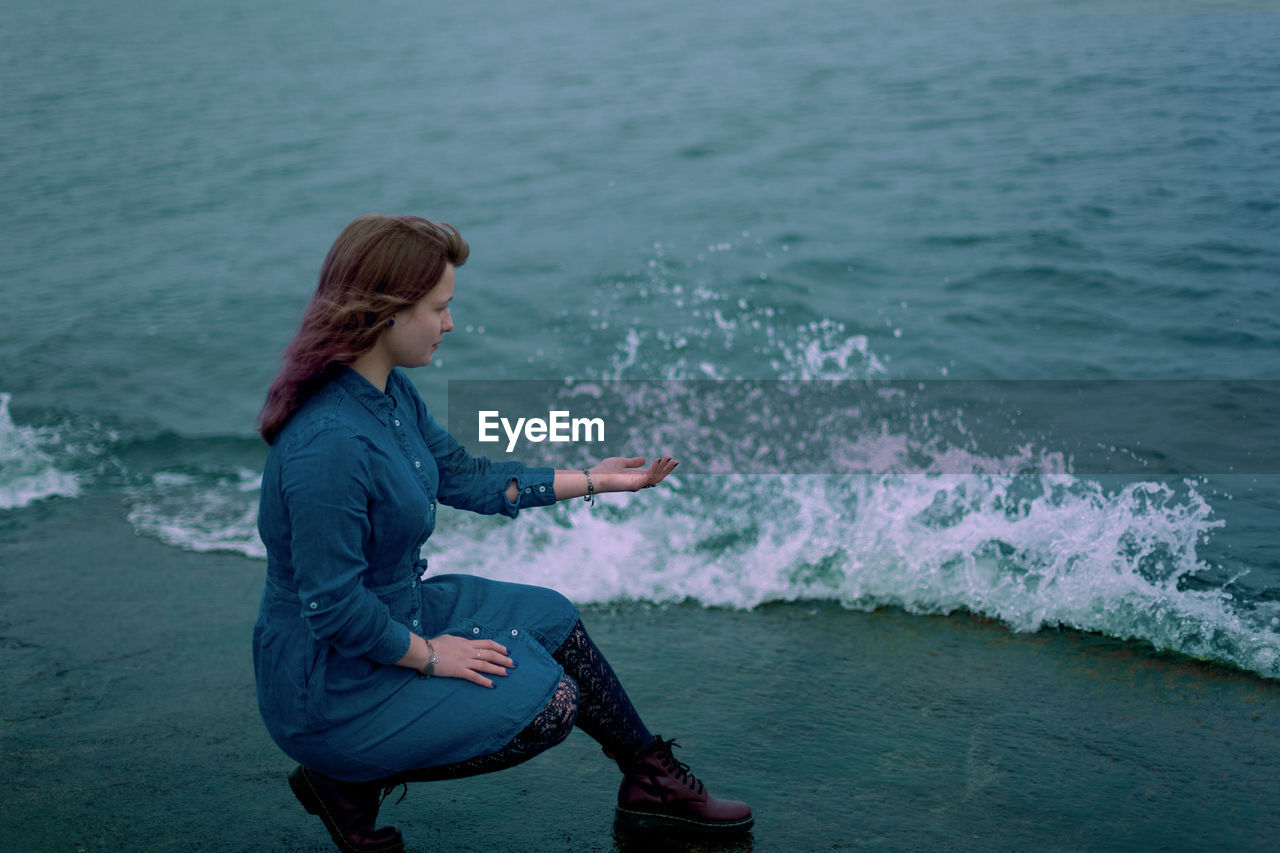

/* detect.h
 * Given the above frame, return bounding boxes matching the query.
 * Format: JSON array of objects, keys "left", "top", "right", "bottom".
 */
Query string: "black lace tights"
[
  {"left": 389, "top": 620, "right": 651, "bottom": 784},
  {"left": 551, "top": 619, "right": 652, "bottom": 755}
]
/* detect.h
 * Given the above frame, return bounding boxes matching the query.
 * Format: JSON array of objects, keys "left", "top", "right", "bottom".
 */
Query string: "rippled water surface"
[{"left": 2, "top": 0, "right": 1278, "bottom": 676}]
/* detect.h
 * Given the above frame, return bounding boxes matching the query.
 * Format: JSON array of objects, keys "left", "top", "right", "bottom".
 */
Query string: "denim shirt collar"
[{"left": 333, "top": 366, "right": 399, "bottom": 425}]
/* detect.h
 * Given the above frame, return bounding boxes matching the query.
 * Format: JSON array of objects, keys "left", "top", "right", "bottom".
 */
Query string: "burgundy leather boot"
[
  {"left": 288, "top": 766, "right": 405, "bottom": 853},
  {"left": 613, "top": 736, "right": 753, "bottom": 835}
]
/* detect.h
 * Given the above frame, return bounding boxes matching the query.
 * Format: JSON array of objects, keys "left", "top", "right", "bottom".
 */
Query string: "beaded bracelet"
[{"left": 583, "top": 467, "right": 595, "bottom": 506}]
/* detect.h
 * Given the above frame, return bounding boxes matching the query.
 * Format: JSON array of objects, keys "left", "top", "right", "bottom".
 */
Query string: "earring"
[{"left": 387, "top": 319, "right": 395, "bottom": 327}]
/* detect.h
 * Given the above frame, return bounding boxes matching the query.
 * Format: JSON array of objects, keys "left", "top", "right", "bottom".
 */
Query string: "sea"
[{"left": 2, "top": 0, "right": 1279, "bottom": 848}]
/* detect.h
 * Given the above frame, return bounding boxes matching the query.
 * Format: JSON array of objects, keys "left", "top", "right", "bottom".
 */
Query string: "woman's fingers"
[
  {"left": 462, "top": 670, "right": 496, "bottom": 689},
  {"left": 468, "top": 650, "right": 514, "bottom": 672},
  {"left": 642, "top": 456, "right": 678, "bottom": 488},
  {"left": 460, "top": 638, "right": 508, "bottom": 657},
  {"left": 465, "top": 651, "right": 513, "bottom": 687},
  {"left": 471, "top": 646, "right": 515, "bottom": 668}
]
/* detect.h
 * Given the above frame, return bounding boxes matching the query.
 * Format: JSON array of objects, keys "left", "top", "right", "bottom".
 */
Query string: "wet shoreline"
[{"left": 3, "top": 495, "right": 1279, "bottom": 851}]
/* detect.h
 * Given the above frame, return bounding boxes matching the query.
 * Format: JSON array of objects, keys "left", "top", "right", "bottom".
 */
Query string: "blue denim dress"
[{"left": 253, "top": 367, "right": 579, "bottom": 782}]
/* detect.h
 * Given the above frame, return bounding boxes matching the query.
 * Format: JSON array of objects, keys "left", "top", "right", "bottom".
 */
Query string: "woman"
[{"left": 253, "top": 214, "right": 752, "bottom": 852}]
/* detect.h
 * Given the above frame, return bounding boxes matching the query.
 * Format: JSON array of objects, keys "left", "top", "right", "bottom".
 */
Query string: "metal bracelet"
[{"left": 419, "top": 640, "right": 440, "bottom": 679}]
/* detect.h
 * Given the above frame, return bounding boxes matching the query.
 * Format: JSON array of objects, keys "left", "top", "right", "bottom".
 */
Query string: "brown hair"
[{"left": 257, "top": 214, "right": 469, "bottom": 444}]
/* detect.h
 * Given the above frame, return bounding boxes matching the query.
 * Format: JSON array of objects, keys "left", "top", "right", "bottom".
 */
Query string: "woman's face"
[{"left": 383, "top": 263, "right": 455, "bottom": 368}]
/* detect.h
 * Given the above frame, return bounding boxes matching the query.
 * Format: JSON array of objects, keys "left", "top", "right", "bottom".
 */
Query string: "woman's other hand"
[{"left": 423, "top": 635, "right": 516, "bottom": 688}]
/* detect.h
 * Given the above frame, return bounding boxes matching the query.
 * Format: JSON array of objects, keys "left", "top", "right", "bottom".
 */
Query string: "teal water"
[{"left": 3, "top": 0, "right": 1280, "bottom": 681}]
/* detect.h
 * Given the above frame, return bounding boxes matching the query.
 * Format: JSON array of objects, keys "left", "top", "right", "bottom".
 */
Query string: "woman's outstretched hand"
[
  {"left": 592, "top": 455, "right": 679, "bottom": 493},
  {"left": 429, "top": 634, "right": 515, "bottom": 688}
]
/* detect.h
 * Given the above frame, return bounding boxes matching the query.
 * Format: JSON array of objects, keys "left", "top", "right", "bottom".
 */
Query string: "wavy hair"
[{"left": 257, "top": 214, "right": 469, "bottom": 444}]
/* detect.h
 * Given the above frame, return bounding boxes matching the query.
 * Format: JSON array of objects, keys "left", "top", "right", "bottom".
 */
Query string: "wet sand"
[{"left": 3, "top": 494, "right": 1280, "bottom": 852}]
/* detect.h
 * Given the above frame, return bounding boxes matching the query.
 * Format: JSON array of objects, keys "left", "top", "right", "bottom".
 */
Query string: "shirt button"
[
  {"left": 524, "top": 487, "right": 531, "bottom": 494},
  {"left": 414, "top": 460, "right": 421, "bottom": 468},
  {"left": 510, "top": 629, "right": 519, "bottom": 637},
  {"left": 538, "top": 485, "right": 545, "bottom": 493},
  {"left": 411, "top": 580, "right": 418, "bottom": 588},
  {"left": 309, "top": 601, "right": 318, "bottom": 610},
  {"left": 472, "top": 627, "right": 480, "bottom": 635},
  {"left": 412, "top": 619, "right": 419, "bottom": 627},
  {"left": 394, "top": 419, "right": 401, "bottom": 427}
]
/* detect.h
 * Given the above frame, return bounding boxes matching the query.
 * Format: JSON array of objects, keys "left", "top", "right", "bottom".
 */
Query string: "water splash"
[
  {"left": 598, "top": 239, "right": 886, "bottom": 383},
  {"left": 0, "top": 393, "right": 81, "bottom": 510}
]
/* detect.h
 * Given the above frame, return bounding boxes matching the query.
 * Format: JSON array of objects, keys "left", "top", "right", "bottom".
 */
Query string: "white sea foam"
[
  {"left": 122, "top": 399, "right": 1278, "bottom": 678},
  {"left": 427, "top": 466, "right": 1279, "bottom": 677},
  {"left": 125, "top": 466, "right": 266, "bottom": 558},
  {"left": 0, "top": 393, "right": 80, "bottom": 510}
]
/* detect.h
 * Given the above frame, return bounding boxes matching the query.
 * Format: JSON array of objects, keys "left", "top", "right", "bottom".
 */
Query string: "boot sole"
[
  {"left": 288, "top": 768, "right": 405, "bottom": 853},
  {"left": 615, "top": 805, "right": 754, "bottom": 836}
]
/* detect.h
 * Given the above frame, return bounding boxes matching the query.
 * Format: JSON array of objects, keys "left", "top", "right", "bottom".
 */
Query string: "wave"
[
  {"left": 0, "top": 393, "right": 83, "bottom": 510},
  {"left": 433, "top": 466, "right": 1279, "bottom": 680},
  {"left": 93, "top": 414, "right": 1280, "bottom": 679},
  {"left": 125, "top": 466, "right": 265, "bottom": 557},
  {"left": 4, "top": 242, "right": 1277, "bottom": 681}
]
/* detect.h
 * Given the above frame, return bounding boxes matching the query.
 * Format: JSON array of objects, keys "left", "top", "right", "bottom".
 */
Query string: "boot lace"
[
  {"left": 654, "top": 738, "right": 704, "bottom": 795},
  {"left": 380, "top": 781, "right": 408, "bottom": 807}
]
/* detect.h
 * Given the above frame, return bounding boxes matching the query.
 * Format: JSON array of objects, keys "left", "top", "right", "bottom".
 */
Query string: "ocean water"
[{"left": 3, "top": 0, "right": 1280, "bottom": 694}]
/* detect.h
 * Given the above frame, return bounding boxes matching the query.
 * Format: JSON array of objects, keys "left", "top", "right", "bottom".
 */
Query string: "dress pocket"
[
  {"left": 302, "top": 633, "right": 330, "bottom": 726},
  {"left": 253, "top": 619, "right": 307, "bottom": 723}
]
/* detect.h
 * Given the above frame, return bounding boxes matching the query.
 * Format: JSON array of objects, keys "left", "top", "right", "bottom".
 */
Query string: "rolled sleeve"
[
  {"left": 282, "top": 427, "right": 411, "bottom": 665},
  {"left": 505, "top": 466, "right": 557, "bottom": 512}
]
